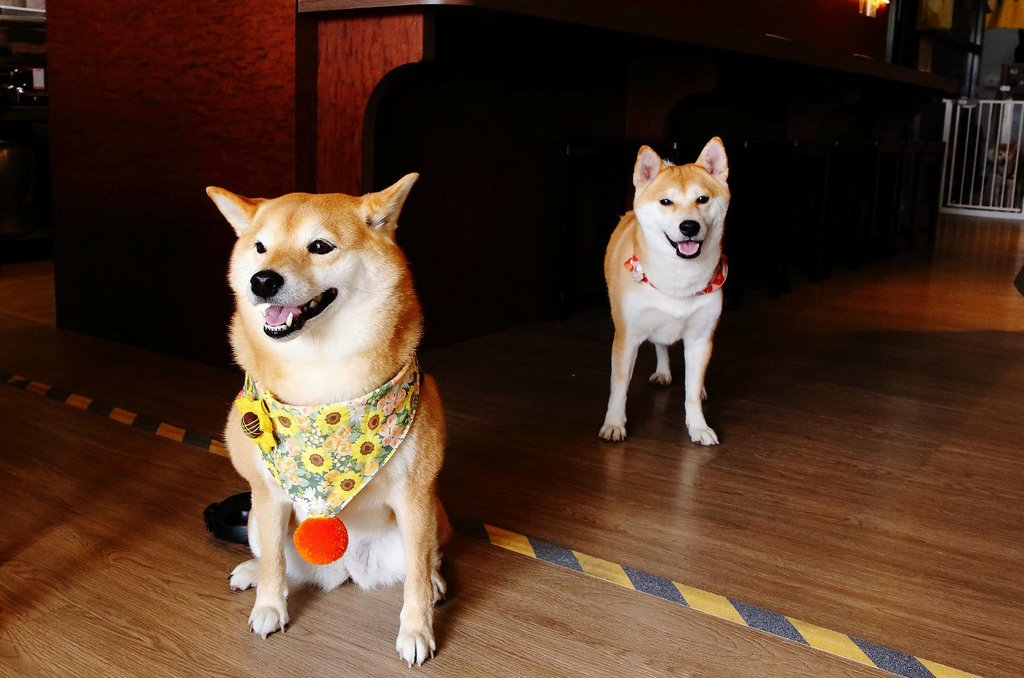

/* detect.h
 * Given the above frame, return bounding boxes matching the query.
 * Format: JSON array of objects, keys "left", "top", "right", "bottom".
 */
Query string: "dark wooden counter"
[
  {"left": 298, "top": 0, "right": 957, "bottom": 92},
  {"left": 300, "top": 0, "right": 956, "bottom": 203},
  {"left": 48, "top": 0, "right": 957, "bottom": 363},
  {"left": 293, "top": 2, "right": 957, "bottom": 348}
]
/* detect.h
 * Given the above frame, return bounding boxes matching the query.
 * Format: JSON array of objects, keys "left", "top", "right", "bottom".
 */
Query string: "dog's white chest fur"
[{"left": 623, "top": 286, "right": 722, "bottom": 346}]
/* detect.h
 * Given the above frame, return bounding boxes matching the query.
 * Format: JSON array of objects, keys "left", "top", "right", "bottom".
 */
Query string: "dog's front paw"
[
  {"left": 248, "top": 599, "right": 289, "bottom": 639},
  {"left": 229, "top": 558, "right": 258, "bottom": 591},
  {"left": 649, "top": 372, "right": 672, "bottom": 386},
  {"left": 396, "top": 622, "right": 436, "bottom": 667},
  {"left": 688, "top": 425, "right": 719, "bottom": 446},
  {"left": 599, "top": 422, "right": 627, "bottom": 442}
]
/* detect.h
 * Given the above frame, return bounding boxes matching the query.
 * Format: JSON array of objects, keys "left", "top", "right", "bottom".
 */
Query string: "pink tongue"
[
  {"left": 265, "top": 305, "right": 302, "bottom": 327},
  {"left": 679, "top": 241, "right": 700, "bottom": 256}
]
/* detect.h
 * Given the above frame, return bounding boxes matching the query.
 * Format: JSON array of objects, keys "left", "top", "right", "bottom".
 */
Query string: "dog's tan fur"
[
  {"left": 208, "top": 175, "right": 450, "bottom": 666},
  {"left": 599, "top": 139, "right": 730, "bottom": 445}
]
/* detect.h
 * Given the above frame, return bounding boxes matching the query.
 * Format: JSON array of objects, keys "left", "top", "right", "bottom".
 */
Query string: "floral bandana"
[
  {"left": 234, "top": 358, "right": 421, "bottom": 520},
  {"left": 624, "top": 254, "right": 728, "bottom": 295}
]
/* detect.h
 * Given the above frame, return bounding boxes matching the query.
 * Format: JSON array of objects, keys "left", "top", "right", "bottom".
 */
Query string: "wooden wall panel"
[
  {"left": 47, "top": 0, "right": 297, "bottom": 366},
  {"left": 316, "top": 11, "right": 428, "bottom": 194}
]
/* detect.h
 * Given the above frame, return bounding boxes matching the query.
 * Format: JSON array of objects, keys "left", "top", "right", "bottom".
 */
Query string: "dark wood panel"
[
  {"left": 46, "top": 0, "right": 298, "bottom": 366},
  {"left": 296, "top": 14, "right": 321, "bottom": 194},
  {"left": 297, "top": 0, "right": 955, "bottom": 91},
  {"left": 315, "top": 11, "right": 428, "bottom": 194}
]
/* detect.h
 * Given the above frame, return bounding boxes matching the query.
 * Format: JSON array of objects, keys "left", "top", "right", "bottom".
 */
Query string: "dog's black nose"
[
  {"left": 680, "top": 220, "right": 701, "bottom": 237},
  {"left": 250, "top": 270, "right": 284, "bottom": 299}
]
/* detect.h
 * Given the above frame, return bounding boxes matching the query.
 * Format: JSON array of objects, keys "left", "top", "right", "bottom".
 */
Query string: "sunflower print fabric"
[{"left": 234, "top": 358, "right": 421, "bottom": 520}]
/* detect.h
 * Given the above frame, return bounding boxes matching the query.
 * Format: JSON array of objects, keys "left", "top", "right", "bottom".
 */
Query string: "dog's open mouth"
[
  {"left": 666, "top": 234, "right": 703, "bottom": 259},
  {"left": 256, "top": 288, "right": 338, "bottom": 339}
]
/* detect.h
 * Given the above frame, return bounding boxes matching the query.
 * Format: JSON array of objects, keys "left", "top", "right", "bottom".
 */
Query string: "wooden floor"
[
  {"left": 1, "top": 217, "right": 1023, "bottom": 677},
  {"left": 0, "top": 259, "right": 55, "bottom": 326}
]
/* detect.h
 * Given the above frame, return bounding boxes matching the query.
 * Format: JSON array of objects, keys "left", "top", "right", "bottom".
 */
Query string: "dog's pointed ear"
[
  {"left": 206, "top": 187, "right": 263, "bottom": 235},
  {"left": 696, "top": 137, "right": 729, "bottom": 183},
  {"left": 362, "top": 173, "right": 419, "bottom": 232},
  {"left": 633, "top": 146, "right": 663, "bottom": 193}
]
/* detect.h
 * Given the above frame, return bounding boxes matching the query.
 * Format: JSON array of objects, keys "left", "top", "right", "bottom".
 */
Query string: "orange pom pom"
[{"left": 293, "top": 516, "right": 349, "bottom": 565}]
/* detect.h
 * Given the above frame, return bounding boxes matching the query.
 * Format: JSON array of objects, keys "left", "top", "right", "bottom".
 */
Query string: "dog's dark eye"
[
  {"left": 254, "top": 241, "right": 266, "bottom": 254},
  {"left": 659, "top": 198, "right": 673, "bottom": 206},
  {"left": 308, "top": 239, "right": 336, "bottom": 255},
  {"left": 696, "top": 195, "right": 710, "bottom": 204}
]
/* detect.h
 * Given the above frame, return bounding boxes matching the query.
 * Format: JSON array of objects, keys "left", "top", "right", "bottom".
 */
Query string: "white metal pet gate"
[{"left": 940, "top": 99, "right": 1024, "bottom": 218}]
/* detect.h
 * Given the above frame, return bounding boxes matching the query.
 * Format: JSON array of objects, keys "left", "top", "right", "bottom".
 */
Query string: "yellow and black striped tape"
[
  {"left": 1, "top": 369, "right": 982, "bottom": 678},
  {"left": 1, "top": 370, "right": 228, "bottom": 457},
  {"left": 454, "top": 521, "right": 980, "bottom": 678}
]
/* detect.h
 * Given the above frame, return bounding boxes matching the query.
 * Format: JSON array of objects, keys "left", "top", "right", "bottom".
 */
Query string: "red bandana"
[{"left": 624, "top": 254, "right": 728, "bottom": 295}]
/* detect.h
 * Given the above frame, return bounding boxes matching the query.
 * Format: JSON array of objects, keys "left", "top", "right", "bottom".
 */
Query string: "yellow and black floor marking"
[
  {"left": 3, "top": 369, "right": 982, "bottom": 678},
  {"left": 450, "top": 519, "right": 980, "bottom": 678},
  {"left": 1, "top": 370, "right": 229, "bottom": 457}
]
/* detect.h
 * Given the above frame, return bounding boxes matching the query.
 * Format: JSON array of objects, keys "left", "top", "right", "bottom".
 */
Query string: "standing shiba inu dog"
[
  {"left": 207, "top": 174, "right": 450, "bottom": 666},
  {"left": 599, "top": 139, "right": 729, "bottom": 445}
]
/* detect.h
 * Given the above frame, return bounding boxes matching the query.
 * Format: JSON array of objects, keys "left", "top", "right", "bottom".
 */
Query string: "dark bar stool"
[
  {"left": 788, "top": 141, "right": 832, "bottom": 282},
  {"left": 770, "top": 141, "right": 799, "bottom": 296},
  {"left": 851, "top": 143, "right": 884, "bottom": 268},
  {"left": 837, "top": 140, "right": 874, "bottom": 269},
  {"left": 886, "top": 139, "right": 944, "bottom": 252},
  {"left": 730, "top": 139, "right": 796, "bottom": 299},
  {"left": 816, "top": 140, "right": 842, "bottom": 281},
  {"left": 903, "top": 141, "right": 925, "bottom": 250},
  {"left": 919, "top": 140, "right": 946, "bottom": 246},
  {"left": 886, "top": 140, "right": 907, "bottom": 258}
]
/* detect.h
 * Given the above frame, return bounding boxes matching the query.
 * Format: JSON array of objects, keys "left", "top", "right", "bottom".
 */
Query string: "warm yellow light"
[{"left": 859, "top": 0, "right": 888, "bottom": 16}]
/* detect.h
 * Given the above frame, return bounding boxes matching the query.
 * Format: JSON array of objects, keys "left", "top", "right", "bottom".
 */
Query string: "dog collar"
[
  {"left": 625, "top": 254, "right": 728, "bottom": 295},
  {"left": 234, "top": 357, "right": 421, "bottom": 563}
]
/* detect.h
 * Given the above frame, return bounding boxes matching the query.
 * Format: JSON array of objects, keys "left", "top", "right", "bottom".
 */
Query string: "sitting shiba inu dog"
[
  {"left": 207, "top": 175, "right": 450, "bottom": 666},
  {"left": 599, "top": 139, "right": 729, "bottom": 445},
  {"left": 986, "top": 141, "right": 1023, "bottom": 208}
]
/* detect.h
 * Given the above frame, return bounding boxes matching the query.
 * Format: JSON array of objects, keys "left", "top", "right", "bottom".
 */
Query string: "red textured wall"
[{"left": 47, "top": 0, "right": 297, "bottom": 365}]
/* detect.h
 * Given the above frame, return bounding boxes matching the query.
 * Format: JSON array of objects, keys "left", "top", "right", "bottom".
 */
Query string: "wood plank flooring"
[
  {"left": 0, "top": 260, "right": 55, "bottom": 326},
  {"left": 0, "top": 385, "right": 884, "bottom": 677},
  {"left": 1, "top": 216, "right": 1022, "bottom": 676},
  {"left": 429, "top": 219, "right": 1024, "bottom": 678}
]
